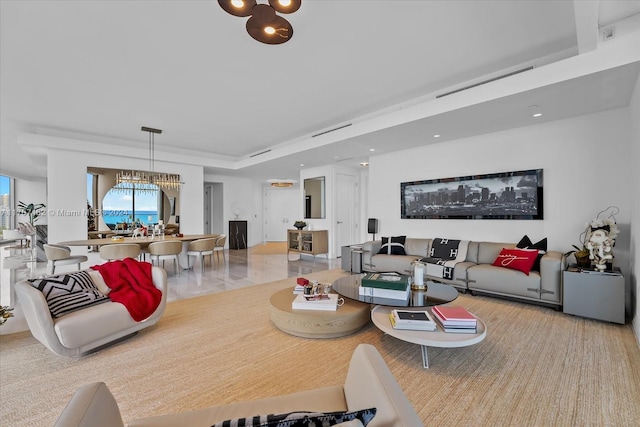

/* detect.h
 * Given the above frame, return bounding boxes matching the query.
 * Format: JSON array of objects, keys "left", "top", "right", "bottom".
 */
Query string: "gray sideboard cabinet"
[{"left": 562, "top": 267, "right": 625, "bottom": 324}]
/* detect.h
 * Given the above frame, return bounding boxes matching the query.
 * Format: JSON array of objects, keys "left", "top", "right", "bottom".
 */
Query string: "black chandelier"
[{"left": 218, "top": 0, "right": 301, "bottom": 45}]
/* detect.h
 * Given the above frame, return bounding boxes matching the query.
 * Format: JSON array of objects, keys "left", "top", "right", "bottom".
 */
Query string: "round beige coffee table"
[
  {"left": 371, "top": 305, "right": 486, "bottom": 368},
  {"left": 269, "top": 288, "right": 370, "bottom": 338}
]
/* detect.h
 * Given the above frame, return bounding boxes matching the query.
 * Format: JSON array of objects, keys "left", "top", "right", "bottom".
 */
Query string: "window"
[
  {"left": 0, "top": 175, "right": 14, "bottom": 233},
  {"left": 102, "top": 183, "right": 160, "bottom": 229}
]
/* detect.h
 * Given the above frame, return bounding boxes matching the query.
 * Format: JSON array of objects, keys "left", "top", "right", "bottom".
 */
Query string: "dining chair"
[
  {"left": 146, "top": 240, "right": 183, "bottom": 275},
  {"left": 44, "top": 244, "right": 89, "bottom": 275},
  {"left": 99, "top": 243, "right": 141, "bottom": 261},
  {"left": 213, "top": 234, "right": 227, "bottom": 264},
  {"left": 186, "top": 238, "right": 217, "bottom": 273}
]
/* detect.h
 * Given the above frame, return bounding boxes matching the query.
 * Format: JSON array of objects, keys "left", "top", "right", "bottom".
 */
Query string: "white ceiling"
[{"left": 1, "top": 0, "right": 639, "bottom": 181}]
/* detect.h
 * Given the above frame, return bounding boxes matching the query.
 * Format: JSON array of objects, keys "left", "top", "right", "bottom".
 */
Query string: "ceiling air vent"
[
  {"left": 249, "top": 149, "right": 272, "bottom": 158},
  {"left": 436, "top": 66, "right": 534, "bottom": 99},
  {"left": 312, "top": 123, "right": 352, "bottom": 138}
]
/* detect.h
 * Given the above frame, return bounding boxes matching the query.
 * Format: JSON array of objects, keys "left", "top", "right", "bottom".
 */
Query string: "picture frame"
[{"left": 400, "top": 169, "right": 543, "bottom": 220}]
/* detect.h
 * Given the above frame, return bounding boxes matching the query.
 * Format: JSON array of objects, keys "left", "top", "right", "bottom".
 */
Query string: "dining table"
[{"left": 57, "top": 234, "right": 221, "bottom": 269}]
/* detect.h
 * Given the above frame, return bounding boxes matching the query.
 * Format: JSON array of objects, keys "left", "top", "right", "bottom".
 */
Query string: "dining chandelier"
[
  {"left": 113, "top": 127, "right": 182, "bottom": 194},
  {"left": 218, "top": 0, "right": 302, "bottom": 45}
]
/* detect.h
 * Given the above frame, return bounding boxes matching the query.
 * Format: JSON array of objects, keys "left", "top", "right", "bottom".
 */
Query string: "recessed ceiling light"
[
  {"left": 433, "top": 134, "right": 441, "bottom": 138},
  {"left": 529, "top": 105, "right": 542, "bottom": 118},
  {"left": 360, "top": 162, "right": 369, "bottom": 167},
  {"left": 299, "top": 163, "right": 304, "bottom": 167},
  {"left": 369, "top": 148, "right": 375, "bottom": 152}
]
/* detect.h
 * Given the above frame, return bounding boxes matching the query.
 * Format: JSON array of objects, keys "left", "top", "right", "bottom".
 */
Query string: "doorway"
[
  {"left": 263, "top": 187, "right": 298, "bottom": 242},
  {"left": 335, "top": 173, "right": 358, "bottom": 253}
]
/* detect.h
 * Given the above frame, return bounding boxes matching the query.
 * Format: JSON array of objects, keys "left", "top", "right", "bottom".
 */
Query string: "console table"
[{"left": 287, "top": 229, "right": 328, "bottom": 259}]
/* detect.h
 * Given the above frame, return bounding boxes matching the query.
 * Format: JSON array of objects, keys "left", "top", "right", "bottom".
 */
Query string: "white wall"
[
  {"left": 368, "top": 107, "right": 633, "bottom": 312},
  {"left": 17, "top": 134, "right": 205, "bottom": 249},
  {"left": 14, "top": 177, "right": 47, "bottom": 226},
  {"left": 203, "top": 174, "right": 262, "bottom": 247},
  {"left": 629, "top": 71, "right": 640, "bottom": 345}
]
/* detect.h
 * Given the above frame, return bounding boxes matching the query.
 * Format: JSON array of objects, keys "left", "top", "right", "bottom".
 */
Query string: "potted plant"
[
  {"left": 565, "top": 244, "right": 591, "bottom": 268},
  {"left": 17, "top": 201, "right": 46, "bottom": 226},
  {"left": 0, "top": 306, "right": 14, "bottom": 326},
  {"left": 17, "top": 201, "right": 46, "bottom": 260},
  {"left": 293, "top": 220, "right": 307, "bottom": 230}
]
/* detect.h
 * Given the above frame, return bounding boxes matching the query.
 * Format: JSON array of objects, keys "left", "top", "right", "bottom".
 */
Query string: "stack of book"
[
  {"left": 291, "top": 293, "right": 339, "bottom": 311},
  {"left": 388, "top": 309, "right": 436, "bottom": 331},
  {"left": 358, "top": 273, "right": 411, "bottom": 302},
  {"left": 431, "top": 305, "right": 477, "bottom": 333}
]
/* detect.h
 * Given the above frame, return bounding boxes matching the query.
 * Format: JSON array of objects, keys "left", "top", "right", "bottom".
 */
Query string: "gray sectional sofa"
[{"left": 362, "top": 238, "right": 565, "bottom": 308}]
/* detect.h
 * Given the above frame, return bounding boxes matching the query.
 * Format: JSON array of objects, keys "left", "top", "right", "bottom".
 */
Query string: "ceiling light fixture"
[
  {"left": 114, "top": 127, "right": 183, "bottom": 194},
  {"left": 218, "top": 0, "right": 301, "bottom": 45},
  {"left": 266, "top": 178, "right": 297, "bottom": 187}
]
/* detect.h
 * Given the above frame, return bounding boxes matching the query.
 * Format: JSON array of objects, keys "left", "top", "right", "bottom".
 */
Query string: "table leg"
[{"left": 421, "top": 345, "right": 429, "bottom": 369}]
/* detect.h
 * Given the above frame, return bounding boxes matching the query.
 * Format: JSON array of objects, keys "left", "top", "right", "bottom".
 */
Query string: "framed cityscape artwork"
[{"left": 400, "top": 169, "right": 543, "bottom": 220}]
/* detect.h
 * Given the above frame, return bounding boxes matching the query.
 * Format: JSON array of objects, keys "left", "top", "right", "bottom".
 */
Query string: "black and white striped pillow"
[
  {"left": 212, "top": 407, "right": 376, "bottom": 427},
  {"left": 29, "top": 271, "right": 109, "bottom": 318}
]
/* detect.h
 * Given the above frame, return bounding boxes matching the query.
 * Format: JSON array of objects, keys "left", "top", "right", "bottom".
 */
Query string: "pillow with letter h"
[{"left": 492, "top": 248, "right": 538, "bottom": 275}]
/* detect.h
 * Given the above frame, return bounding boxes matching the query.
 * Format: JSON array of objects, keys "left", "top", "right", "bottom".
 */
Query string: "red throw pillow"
[{"left": 492, "top": 248, "right": 538, "bottom": 275}]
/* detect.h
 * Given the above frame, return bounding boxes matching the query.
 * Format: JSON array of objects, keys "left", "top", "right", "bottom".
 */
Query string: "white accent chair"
[
  {"left": 16, "top": 267, "right": 167, "bottom": 357},
  {"left": 44, "top": 244, "right": 89, "bottom": 275}
]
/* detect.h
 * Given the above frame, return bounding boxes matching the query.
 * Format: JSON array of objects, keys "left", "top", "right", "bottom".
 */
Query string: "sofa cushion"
[
  {"left": 54, "top": 301, "right": 138, "bottom": 349},
  {"left": 377, "top": 236, "right": 406, "bottom": 255},
  {"left": 492, "top": 248, "right": 538, "bottom": 275},
  {"left": 128, "top": 386, "right": 348, "bottom": 427},
  {"left": 211, "top": 408, "right": 376, "bottom": 427},
  {"left": 29, "top": 271, "right": 109, "bottom": 318},
  {"left": 477, "top": 242, "right": 515, "bottom": 264},
  {"left": 468, "top": 264, "right": 541, "bottom": 298},
  {"left": 403, "top": 238, "right": 431, "bottom": 257}
]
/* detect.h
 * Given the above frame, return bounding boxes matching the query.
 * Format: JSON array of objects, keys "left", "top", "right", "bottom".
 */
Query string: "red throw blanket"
[{"left": 91, "top": 259, "right": 162, "bottom": 322}]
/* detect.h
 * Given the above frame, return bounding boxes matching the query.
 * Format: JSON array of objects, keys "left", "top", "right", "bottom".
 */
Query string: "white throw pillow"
[{"left": 88, "top": 269, "right": 111, "bottom": 295}]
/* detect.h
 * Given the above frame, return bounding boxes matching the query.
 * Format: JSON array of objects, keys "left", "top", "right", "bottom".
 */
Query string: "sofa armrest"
[
  {"left": 343, "top": 344, "right": 423, "bottom": 427},
  {"left": 15, "top": 280, "right": 63, "bottom": 354},
  {"left": 539, "top": 251, "right": 565, "bottom": 303},
  {"left": 55, "top": 382, "right": 124, "bottom": 427},
  {"left": 362, "top": 241, "right": 381, "bottom": 270}
]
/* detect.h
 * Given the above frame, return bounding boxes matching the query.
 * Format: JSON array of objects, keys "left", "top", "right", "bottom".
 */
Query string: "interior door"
[
  {"left": 264, "top": 187, "right": 298, "bottom": 242},
  {"left": 335, "top": 173, "right": 358, "bottom": 253}
]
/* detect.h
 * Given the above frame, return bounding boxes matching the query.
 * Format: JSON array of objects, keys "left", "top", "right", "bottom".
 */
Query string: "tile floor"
[{"left": 1, "top": 243, "right": 342, "bottom": 334}]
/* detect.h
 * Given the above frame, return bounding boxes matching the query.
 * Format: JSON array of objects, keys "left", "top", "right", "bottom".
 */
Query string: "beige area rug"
[
  {"left": 250, "top": 242, "right": 288, "bottom": 255},
  {"left": 2, "top": 269, "right": 640, "bottom": 427}
]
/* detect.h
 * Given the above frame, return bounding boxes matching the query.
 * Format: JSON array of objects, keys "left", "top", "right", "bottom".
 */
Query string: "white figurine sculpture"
[{"left": 586, "top": 228, "right": 614, "bottom": 271}]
